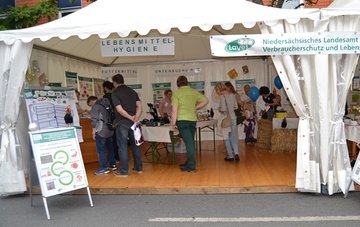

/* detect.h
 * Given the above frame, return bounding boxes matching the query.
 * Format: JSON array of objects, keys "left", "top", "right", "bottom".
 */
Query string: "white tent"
[{"left": 0, "top": 0, "right": 359, "bottom": 195}]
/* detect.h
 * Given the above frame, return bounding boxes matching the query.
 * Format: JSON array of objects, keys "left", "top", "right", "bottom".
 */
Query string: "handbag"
[
  {"left": 221, "top": 97, "right": 232, "bottom": 128},
  {"left": 221, "top": 113, "right": 232, "bottom": 128}
]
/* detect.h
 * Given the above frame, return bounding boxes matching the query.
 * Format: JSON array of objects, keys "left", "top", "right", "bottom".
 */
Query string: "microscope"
[{"left": 144, "top": 103, "right": 163, "bottom": 126}]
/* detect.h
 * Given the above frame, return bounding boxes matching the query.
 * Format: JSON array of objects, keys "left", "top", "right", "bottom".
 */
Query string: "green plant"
[{"left": 0, "top": 0, "right": 97, "bottom": 30}]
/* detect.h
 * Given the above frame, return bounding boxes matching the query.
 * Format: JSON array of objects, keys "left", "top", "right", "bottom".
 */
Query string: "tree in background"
[{"left": 0, "top": 0, "right": 96, "bottom": 30}]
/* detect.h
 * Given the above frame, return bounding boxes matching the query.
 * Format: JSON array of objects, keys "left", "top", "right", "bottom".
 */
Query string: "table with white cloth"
[
  {"left": 142, "top": 119, "right": 217, "bottom": 164},
  {"left": 142, "top": 125, "right": 177, "bottom": 164},
  {"left": 195, "top": 119, "right": 217, "bottom": 152},
  {"left": 344, "top": 124, "right": 360, "bottom": 159}
]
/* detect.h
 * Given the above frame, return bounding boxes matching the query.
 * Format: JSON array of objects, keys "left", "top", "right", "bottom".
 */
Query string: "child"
[{"left": 243, "top": 102, "right": 256, "bottom": 145}]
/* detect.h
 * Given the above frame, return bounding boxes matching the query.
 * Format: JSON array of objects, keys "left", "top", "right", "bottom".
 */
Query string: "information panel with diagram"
[{"left": 29, "top": 128, "right": 89, "bottom": 197}]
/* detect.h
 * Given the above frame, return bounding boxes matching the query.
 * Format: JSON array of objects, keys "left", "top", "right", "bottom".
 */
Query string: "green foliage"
[
  {"left": 0, "top": 0, "right": 58, "bottom": 30},
  {"left": 0, "top": 0, "right": 97, "bottom": 30}
]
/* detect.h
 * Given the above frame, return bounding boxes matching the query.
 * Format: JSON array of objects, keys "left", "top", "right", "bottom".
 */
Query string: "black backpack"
[{"left": 96, "top": 102, "right": 117, "bottom": 131}]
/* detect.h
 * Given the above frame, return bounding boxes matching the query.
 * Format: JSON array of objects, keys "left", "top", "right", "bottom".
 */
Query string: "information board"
[{"left": 29, "top": 127, "right": 89, "bottom": 197}]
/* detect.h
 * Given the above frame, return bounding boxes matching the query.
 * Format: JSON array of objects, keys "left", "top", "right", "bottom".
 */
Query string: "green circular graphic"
[{"left": 58, "top": 170, "right": 74, "bottom": 186}]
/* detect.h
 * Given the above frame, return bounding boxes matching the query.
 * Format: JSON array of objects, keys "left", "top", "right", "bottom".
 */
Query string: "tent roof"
[{"left": 0, "top": 0, "right": 357, "bottom": 65}]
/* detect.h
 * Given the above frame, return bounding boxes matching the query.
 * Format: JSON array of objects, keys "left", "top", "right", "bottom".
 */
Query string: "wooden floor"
[{"left": 73, "top": 140, "right": 300, "bottom": 195}]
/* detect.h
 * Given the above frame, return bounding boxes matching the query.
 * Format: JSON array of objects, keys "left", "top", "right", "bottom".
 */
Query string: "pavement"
[{"left": 1, "top": 192, "right": 360, "bottom": 227}]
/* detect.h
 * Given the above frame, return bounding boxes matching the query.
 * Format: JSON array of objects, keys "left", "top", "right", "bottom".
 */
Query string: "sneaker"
[
  {"left": 94, "top": 168, "right": 110, "bottom": 175},
  {"left": 224, "top": 157, "right": 234, "bottom": 161},
  {"left": 179, "top": 161, "right": 188, "bottom": 168},
  {"left": 132, "top": 168, "right": 142, "bottom": 173},
  {"left": 114, "top": 172, "right": 128, "bottom": 177},
  {"left": 180, "top": 166, "right": 196, "bottom": 173},
  {"left": 110, "top": 165, "right": 117, "bottom": 171},
  {"left": 235, "top": 154, "right": 240, "bottom": 163},
  {"left": 251, "top": 138, "right": 257, "bottom": 142}
]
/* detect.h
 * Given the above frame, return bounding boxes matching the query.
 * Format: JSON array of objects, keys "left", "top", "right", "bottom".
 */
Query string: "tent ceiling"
[
  {"left": 33, "top": 24, "right": 261, "bottom": 66},
  {"left": 0, "top": 0, "right": 323, "bottom": 66}
]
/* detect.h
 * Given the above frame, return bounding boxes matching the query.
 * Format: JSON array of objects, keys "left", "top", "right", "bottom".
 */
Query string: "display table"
[
  {"left": 196, "top": 119, "right": 217, "bottom": 152},
  {"left": 142, "top": 119, "right": 217, "bottom": 164},
  {"left": 142, "top": 125, "right": 177, "bottom": 164}
]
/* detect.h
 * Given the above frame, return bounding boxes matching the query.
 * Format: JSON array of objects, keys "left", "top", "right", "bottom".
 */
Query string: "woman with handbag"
[{"left": 215, "top": 83, "right": 240, "bottom": 163}]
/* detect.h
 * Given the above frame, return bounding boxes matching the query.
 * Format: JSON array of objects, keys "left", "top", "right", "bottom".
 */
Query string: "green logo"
[{"left": 225, "top": 38, "right": 255, "bottom": 52}]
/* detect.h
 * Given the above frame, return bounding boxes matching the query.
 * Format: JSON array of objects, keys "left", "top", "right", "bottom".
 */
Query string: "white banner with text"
[
  {"left": 101, "top": 67, "right": 137, "bottom": 78},
  {"left": 210, "top": 32, "right": 360, "bottom": 56},
  {"left": 100, "top": 37, "right": 175, "bottom": 57}
]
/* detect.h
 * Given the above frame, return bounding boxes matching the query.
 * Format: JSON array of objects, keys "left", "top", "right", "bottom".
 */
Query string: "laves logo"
[{"left": 224, "top": 38, "right": 255, "bottom": 52}]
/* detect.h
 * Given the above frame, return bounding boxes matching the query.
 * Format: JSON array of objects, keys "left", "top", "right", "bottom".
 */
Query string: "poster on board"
[
  {"left": 23, "top": 88, "right": 79, "bottom": 129},
  {"left": 93, "top": 78, "right": 105, "bottom": 98},
  {"left": 29, "top": 127, "right": 89, "bottom": 197},
  {"left": 78, "top": 76, "right": 94, "bottom": 100},
  {"left": 65, "top": 71, "right": 78, "bottom": 89}
]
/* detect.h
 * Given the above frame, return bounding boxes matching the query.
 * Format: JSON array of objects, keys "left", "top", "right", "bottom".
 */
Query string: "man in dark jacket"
[{"left": 87, "top": 96, "right": 117, "bottom": 175}]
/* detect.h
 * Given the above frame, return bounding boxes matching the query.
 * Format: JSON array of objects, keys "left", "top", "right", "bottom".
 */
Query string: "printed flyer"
[{"left": 29, "top": 128, "right": 88, "bottom": 197}]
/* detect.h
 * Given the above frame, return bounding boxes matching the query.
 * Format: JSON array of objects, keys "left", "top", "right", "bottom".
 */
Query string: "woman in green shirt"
[{"left": 171, "top": 76, "right": 209, "bottom": 173}]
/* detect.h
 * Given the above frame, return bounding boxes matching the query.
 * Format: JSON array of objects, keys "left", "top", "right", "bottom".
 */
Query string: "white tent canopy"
[
  {"left": 0, "top": 0, "right": 359, "bottom": 195},
  {"left": 0, "top": 0, "right": 320, "bottom": 66}
]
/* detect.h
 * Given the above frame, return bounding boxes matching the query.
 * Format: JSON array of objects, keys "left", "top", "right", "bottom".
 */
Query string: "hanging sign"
[
  {"left": 100, "top": 37, "right": 175, "bottom": 57},
  {"left": 154, "top": 66, "right": 202, "bottom": 77},
  {"left": 101, "top": 67, "right": 137, "bottom": 78},
  {"left": 210, "top": 32, "right": 360, "bottom": 56}
]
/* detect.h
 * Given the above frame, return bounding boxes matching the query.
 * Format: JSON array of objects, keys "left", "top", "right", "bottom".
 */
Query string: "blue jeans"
[
  {"left": 95, "top": 134, "right": 116, "bottom": 169},
  {"left": 176, "top": 120, "right": 196, "bottom": 169},
  {"left": 225, "top": 119, "right": 239, "bottom": 158},
  {"left": 116, "top": 124, "right": 142, "bottom": 174}
]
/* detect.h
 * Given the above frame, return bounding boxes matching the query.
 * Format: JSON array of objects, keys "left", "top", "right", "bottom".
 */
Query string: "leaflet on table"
[{"left": 29, "top": 128, "right": 88, "bottom": 197}]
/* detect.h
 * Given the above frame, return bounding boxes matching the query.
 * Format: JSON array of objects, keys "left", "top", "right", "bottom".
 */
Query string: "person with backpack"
[
  {"left": 87, "top": 96, "right": 117, "bottom": 175},
  {"left": 102, "top": 81, "right": 119, "bottom": 162}
]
